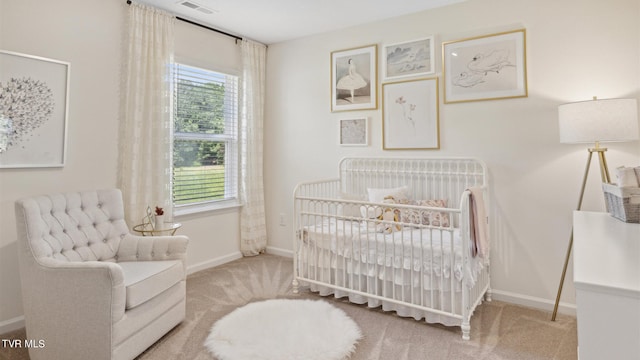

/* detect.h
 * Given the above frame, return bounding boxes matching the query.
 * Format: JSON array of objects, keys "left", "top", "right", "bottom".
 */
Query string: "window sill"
[{"left": 174, "top": 200, "right": 243, "bottom": 218}]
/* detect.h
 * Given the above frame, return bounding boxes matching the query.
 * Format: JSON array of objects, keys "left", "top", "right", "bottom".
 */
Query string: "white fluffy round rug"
[{"left": 204, "top": 299, "right": 362, "bottom": 360}]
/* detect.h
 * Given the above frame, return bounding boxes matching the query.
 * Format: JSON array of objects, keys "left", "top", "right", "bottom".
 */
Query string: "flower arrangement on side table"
[{"left": 154, "top": 206, "right": 165, "bottom": 229}]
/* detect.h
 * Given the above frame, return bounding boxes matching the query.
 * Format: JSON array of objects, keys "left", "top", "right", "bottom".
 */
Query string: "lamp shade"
[{"left": 558, "top": 98, "right": 639, "bottom": 144}]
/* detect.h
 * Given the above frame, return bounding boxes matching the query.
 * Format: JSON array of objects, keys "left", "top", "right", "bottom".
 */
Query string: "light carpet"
[
  {"left": 205, "top": 299, "right": 361, "bottom": 360},
  {"left": 0, "top": 254, "right": 578, "bottom": 360}
]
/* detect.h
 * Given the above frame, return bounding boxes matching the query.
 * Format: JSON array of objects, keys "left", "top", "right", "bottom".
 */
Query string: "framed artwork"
[
  {"left": 339, "top": 117, "right": 368, "bottom": 146},
  {"left": 0, "top": 50, "right": 70, "bottom": 168},
  {"left": 331, "top": 45, "right": 377, "bottom": 112},
  {"left": 382, "top": 36, "right": 435, "bottom": 80},
  {"left": 382, "top": 77, "right": 439, "bottom": 150},
  {"left": 442, "top": 29, "right": 527, "bottom": 103}
]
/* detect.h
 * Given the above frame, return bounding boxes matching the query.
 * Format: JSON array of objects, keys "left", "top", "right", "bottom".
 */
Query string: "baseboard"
[
  {"left": 490, "top": 289, "right": 576, "bottom": 317},
  {"left": 0, "top": 316, "right": 25, "bottom": 335},
  {"left": 265, "top": 246, "right": 293, "bottom": 258},
  {"left": 187, "top": 251, "right": 243, "bottom": 275}
]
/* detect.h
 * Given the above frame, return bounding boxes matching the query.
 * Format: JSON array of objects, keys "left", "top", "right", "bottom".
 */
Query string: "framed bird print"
[
  {"left": 331, "top": 45, "right": 377, "bottom": 112},
  {"left": 442, "top": 29, "right": 527, "bottom": 103}
]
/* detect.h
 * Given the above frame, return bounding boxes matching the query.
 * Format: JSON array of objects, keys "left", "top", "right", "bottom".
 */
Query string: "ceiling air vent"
[{"left": 177, "top": 0, "right": 216, "bottom": 15}]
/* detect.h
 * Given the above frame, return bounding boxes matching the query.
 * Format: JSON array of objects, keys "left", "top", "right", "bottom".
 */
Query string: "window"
[{"left": 172, "top": 63, "right": 239, "bottom": 214}]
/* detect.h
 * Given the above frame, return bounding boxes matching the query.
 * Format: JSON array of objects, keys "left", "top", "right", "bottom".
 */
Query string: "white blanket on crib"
[{"left": 300, "top": 219, "right": 483, "bottom": 287}]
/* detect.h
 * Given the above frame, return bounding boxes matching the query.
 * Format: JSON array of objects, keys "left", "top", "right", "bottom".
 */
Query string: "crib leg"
[
  {"left": 461, "top": 320, "right": 471, "bottom": 341},
  {"left": 485, "top": 288, "right": 492, "bottom": 302},
  {"left": 292, "top": 278, "right": 299, "bottom": 294}
]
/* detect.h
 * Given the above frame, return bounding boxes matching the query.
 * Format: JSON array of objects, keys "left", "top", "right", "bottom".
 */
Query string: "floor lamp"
[{"left": 551, "top": 97, "right": 639, "bottom": 321}]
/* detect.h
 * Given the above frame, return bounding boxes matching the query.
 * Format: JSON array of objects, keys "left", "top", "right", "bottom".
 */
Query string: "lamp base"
[
  {"left": 551, "top": 145, "right": 611, "bottom": 321},
  {"left": 588, "top": 142, "right": 611, "bottom": 184}
]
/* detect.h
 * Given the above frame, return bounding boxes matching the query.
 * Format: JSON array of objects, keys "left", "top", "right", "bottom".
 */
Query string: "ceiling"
[{"left": 136, "top": 0, "right": 466, "bottom": 44}]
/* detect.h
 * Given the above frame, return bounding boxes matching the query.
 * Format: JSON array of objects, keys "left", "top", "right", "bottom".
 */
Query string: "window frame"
[{"left": 171, "top": 61, "right": 242, "bottom": 216}]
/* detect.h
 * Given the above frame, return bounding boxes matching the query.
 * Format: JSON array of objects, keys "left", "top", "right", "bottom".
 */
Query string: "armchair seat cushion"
[{"left": 119, "top": 260, "right": 184, "bottom": 309}]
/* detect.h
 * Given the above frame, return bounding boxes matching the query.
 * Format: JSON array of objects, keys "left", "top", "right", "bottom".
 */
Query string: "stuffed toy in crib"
[{"left": 376, "top": 196, "right": 401, "bottom": 233}]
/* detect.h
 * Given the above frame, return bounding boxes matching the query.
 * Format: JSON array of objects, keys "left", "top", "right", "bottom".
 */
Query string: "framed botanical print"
[{"left": 382, "top": 77, "right": 439, "bottom": 150}]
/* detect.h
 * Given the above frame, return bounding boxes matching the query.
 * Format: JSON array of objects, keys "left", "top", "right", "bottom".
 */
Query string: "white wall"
[
  {"left": 264, "top": 0, "right": 640, "bottom": 314},
  {"left": 0, "top": 0, "right": 241, "bottom": 332}
]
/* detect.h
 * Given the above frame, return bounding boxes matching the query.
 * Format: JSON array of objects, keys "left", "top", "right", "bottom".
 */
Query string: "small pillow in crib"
[
  {"left": 360, "top": 196, "right": 395, "bottom": 222},
  {"left": 339, "top": 192, "right": 366, "bottom": 218},
  {"left": 367, "top": 186, "right": 409, "bottom": 203},
  {"left": 360, "top": 205, "right": 382, "bottom": 219},
  {"left": 359, "top": 197, "right": 401, "bottom": 233},
  {"left": 399, "top": 199, "right": 450, "bottom": 227}
]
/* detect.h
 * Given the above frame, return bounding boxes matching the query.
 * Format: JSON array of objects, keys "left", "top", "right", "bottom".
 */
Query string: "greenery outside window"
[{"left": 172, "top": 63, "right": 239, "bottom": 214}]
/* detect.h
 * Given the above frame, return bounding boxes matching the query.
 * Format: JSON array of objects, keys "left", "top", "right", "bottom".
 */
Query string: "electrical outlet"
[{"left": 279, "top": 213, "right": 286, "bottom": 226}]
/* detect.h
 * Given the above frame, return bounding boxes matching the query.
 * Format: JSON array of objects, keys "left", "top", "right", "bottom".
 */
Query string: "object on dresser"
[
  {"left": 614, "top": 166, "right": 640, "bottom": 187},
  {"left": 602, "top": 182, "right": 640, "bottom": 223}
]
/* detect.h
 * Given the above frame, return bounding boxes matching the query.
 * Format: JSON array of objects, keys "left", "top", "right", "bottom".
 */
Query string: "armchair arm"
[
  {"left": 26, "top": 257, "right": 127, "bottom": 326},
  {"left": 116, "top": 234, "right": 189, "bottom": 272}
]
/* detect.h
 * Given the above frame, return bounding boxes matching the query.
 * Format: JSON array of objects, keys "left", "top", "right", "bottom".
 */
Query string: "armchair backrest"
[{"left": 15, "top": 189, "right": 130, "bottom": 262}]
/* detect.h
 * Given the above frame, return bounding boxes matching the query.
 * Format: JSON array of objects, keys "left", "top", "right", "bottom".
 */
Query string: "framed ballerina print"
[
  {"left": 331, "top": 45, "right": 377, "bottom": 112},
  {"left": 443, "top": 29, "right": 527, "bottom": 103}
]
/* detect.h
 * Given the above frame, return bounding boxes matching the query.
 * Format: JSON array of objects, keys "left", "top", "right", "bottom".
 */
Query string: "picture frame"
[
  {"left": 382, "top": 36, "right": 435, "bottom": 80},
  {"left": 442, "top": 29, "right": 527, "bottom": 104},
  {"left": 0, "top": 50, "right": 70, "bottom": 168},
  {"left": 331, "top": 44, "right": 377, "bottom": 112},
  {"left": 382, "top": 77, "right": 439, "bottom": 150},
  {"left": 339, "top": 117, "right": 368, "bottom": 146}
]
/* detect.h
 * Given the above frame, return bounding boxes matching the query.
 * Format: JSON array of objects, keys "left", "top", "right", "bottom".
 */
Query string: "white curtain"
[
  {"left": 117, "top": 3, "right": 175, "bottom": 227},
  {"left": 240, "top": 39, "right": 268, "bottom": 256}
]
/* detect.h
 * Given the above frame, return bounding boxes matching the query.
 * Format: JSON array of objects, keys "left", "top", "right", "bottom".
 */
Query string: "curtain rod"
[{"left": 126, "top": 0, "right": 243, "bottom": 42}]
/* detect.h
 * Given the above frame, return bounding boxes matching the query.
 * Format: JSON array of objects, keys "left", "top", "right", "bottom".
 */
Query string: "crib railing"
[{"left": 294, "top": 186, "right": 474, "bottom": 324}]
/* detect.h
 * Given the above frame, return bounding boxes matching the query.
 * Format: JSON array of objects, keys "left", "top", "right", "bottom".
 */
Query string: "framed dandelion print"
[
  {"left": 382, "top": 77, "right": 439, "bottom": 150},
  {"left": 443, "top": 29, "right": 527, "bottom": 103},
  {"left": 331, "top": 45, "right": 377, "bottom": 112},
  {"left": 0, "top": 50, "right": 70, "bottom": 168}
]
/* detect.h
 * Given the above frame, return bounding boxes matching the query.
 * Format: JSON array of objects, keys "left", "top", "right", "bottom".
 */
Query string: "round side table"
[{"left": 133, "top": 222, "right": 182, "bottom": 236}]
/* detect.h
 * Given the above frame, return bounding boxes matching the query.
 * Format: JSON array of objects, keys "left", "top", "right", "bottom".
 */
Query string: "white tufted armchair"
[{"left": 15, "top": 189, "right": 189, "bottom": 360}]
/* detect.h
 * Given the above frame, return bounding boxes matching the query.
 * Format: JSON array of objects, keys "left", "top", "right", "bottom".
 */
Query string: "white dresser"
[{"left": 573, "top": 211, "right": 640, "bottom": 360}]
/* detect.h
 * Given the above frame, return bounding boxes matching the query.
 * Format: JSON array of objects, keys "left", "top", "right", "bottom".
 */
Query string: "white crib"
[{"left": 292, "top": 157, "right": 491, "bottom": 340}]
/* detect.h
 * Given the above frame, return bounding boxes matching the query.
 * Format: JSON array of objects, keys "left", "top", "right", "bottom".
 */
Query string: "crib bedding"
[{"left": 299, "top": 218, "right": 483, "bottom": 288}]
